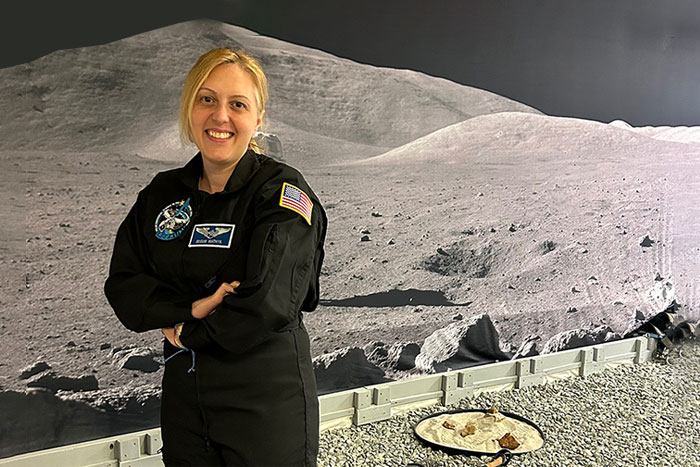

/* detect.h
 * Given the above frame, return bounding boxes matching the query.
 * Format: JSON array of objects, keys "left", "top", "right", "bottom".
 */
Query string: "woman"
[{"left": 105, "top": 48, "right": 327, "bottom": 466}]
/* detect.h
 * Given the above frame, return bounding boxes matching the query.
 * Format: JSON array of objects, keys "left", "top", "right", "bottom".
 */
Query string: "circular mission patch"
[{"left": 154, "top": 198, "right": 192, "bottom": 240}]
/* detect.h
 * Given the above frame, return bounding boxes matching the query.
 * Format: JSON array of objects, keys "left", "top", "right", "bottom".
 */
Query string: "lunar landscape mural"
[{"left": 1, "top": 19, "right": 700, "bottom": 457}]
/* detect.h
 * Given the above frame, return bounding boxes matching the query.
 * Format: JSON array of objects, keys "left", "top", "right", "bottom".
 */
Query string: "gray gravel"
[{"left": 318, "top": 341, "right": 700, "bottom": 466}]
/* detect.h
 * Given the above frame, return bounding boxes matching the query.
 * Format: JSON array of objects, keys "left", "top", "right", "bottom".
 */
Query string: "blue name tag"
[{"left": 188, "top": 224, "right": 235, "bottom": 248}]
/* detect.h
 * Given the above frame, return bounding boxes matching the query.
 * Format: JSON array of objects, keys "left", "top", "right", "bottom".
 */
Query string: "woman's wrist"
[
  {"left": 173, "top": 322, "right": 187, "bottom": 349},
  {"left": 192, "top": 293, "right": 222, "bottom": 319},
  {"left": 192, "top": 296, "right": 211, "bottom": 319}
]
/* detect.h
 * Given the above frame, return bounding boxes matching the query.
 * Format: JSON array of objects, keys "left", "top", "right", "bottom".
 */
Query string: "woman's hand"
[
  {"left": 162, "top": 327, "right": 177, "bottom": 346},
  {"left": 191, "top": 281, "right": 240, "bottom": 319}
]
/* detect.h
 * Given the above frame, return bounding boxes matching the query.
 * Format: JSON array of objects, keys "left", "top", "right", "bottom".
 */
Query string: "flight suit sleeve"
[
  {"left": 178, "top": 177, "right": 326, "bottom": 354},
  {"left": 104, "top": 190, "right": 194, "bottom": 332}
]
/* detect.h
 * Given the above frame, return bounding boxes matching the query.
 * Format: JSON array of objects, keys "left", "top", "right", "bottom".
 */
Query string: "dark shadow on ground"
[{"left": 320, "top": 288, "right": 471, "bottom": 307}]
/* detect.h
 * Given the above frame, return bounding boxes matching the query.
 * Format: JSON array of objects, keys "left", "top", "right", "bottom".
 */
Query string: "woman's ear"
[{"left": 256, "top": 110, "right": 265, "bottom": 131}]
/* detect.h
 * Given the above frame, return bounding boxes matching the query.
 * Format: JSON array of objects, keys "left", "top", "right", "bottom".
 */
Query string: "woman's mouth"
[{"left": 206, "top": 129, "right": 233, "bottom": 140}]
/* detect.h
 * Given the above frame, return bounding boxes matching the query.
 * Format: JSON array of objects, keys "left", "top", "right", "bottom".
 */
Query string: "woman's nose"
[{"left": 212, "top": 103, "right": 229, "bottom": 123}]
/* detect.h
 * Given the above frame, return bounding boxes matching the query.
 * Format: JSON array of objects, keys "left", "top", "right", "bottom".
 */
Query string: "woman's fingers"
[{"left": 220, "top": 281, "right": 240, "bottom": 296}]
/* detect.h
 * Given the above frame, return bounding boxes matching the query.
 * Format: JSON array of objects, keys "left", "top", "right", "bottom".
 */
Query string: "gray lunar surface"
[{"left": 1, "top": 19, "right": 699, "bottom": 456}]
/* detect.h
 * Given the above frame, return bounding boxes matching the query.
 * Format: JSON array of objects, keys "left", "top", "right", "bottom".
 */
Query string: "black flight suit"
[{"left": 104, "top": 150, "right": 327, "bottom": 466}]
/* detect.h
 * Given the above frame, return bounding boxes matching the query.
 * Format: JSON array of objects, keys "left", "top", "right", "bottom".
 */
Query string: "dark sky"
[{"left": 4, "top": 0, "right": 700, "bottom": 126}]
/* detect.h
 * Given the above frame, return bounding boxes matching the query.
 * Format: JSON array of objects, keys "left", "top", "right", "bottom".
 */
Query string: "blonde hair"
[{"left": 179, "top": 48, "right": 268, "bottom": 153}]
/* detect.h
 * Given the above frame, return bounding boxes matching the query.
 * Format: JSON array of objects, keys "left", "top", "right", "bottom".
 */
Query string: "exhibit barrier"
[{"left": 0, "top": 336, "right": 656, "bottom": 467}]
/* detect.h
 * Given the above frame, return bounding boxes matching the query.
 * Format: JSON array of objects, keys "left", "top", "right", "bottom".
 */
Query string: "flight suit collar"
[{"left": 181, "top": 150, "right": 261, "bottom": 194}]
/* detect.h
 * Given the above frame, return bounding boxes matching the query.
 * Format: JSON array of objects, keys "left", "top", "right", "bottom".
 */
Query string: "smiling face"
[{"left": 190, "top": 63, "right": 263, "bottom": 168}]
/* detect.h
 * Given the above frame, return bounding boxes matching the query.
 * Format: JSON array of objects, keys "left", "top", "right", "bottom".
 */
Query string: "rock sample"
[
  {"left": 313, "top": 347, "right": 390, "bottom": 394},
  {"left": 541, "top": 325, "right": 617, "bottom": 353},
  {"left": 415, "top": 313, "right": 512, "bottom": 373}
]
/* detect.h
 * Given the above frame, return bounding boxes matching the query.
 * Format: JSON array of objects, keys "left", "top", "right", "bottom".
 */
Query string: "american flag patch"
[{"left": 279, "top": 182, "right": 313, "bottom": 225}]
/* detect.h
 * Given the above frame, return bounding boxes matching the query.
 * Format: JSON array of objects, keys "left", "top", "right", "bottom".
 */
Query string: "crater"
[{"left": 422, "top": 240, "right": 498, "bottom": 278}]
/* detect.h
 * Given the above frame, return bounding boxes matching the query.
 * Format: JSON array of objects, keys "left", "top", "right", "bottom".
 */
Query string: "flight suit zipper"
[{"left": 185, "top": 188, "right": 212, "bottom": 438}]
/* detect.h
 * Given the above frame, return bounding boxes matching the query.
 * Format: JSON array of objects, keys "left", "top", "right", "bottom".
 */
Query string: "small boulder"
[
  {"left": 540, "top": 240, "right": 556, "bottom": 254},
  {"left": 640, "top": 235, "right": 655, "bottom": 247},
  {"left": 512, "top": 337, "right": 539, "bottom": 359},
  {"left": 363, "top": 342, "right": 389, "bottom": 366},
  {"left": 19, "top": 361, "right": 51, "bottom": 380},
  {"left": 415, "top": 313, "right": 512, "bottom": 373},
  {"left": 541, "top": 326, "right": 615, "bottom": 353},
  {"left": 386, "top": 342, "right": 421, "bottom": 371},
  {"left": 313, "top": 347, "right": 389, "bottom": 394},
  {"left": 365, "top": 341, "right": 421, "bottom": 371},
  {"left": 113, "top": 347, "right": 161, "bottom": 373},
  {"left": 646, "top": 281, "right": 676, "bottom": 316},
  {"left": 26, "top": 372, "right": 99, "bottom": 392}
]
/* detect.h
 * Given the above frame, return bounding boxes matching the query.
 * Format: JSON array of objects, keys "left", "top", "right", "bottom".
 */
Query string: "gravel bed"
[{"left": 318, "top": 341, "right": 700, "bottom": 466}]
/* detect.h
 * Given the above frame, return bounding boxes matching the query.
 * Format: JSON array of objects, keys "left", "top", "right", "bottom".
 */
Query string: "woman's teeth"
[{"left": 207, "top": 130, "right": 233, "bottom": 139}]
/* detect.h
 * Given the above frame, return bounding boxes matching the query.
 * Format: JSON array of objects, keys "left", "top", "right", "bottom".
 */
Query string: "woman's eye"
[
  {"left": 232, "top": 101, "right": 247, "bottom": 109},
  {"left": 200, "top": 96, "right": 214, "bottom": 104}
]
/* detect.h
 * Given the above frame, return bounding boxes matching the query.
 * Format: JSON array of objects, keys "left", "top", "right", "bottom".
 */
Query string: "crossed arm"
[{"left": 160, "top": 281, "right": 239, "bottom": 346}]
